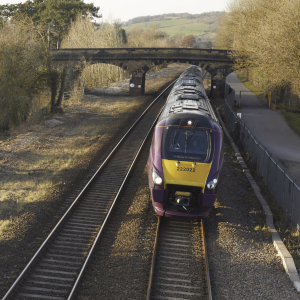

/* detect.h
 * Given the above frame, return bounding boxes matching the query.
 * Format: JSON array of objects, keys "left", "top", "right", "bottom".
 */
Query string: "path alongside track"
[{"left": 226, "top": 73, "right": 300, "bottom": 184}]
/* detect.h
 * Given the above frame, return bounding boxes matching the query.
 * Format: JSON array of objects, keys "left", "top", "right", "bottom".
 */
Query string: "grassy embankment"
[
  {"left": 236, "top": 72, "right": 300, "bottom": 138},
  {"left": 0, "top": 94, "right": 143, "bottom": 236}
]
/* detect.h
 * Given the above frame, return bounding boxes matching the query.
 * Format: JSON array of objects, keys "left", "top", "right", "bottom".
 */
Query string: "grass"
[
  {"left": 124, "top": 19, "right": 214, "bottom": 40},
  {"left": 0, "top": 95, "right": 140, "bottom": 224},
  {"left": 128, "top": 19, "right": 191, "bottom": 29},
  {"left": 276, "top": 103, "right": 300, "bottom": 138},
  {"left": 235, "top": 72, "right": 264, "bottom": 97},
  {"left": 0, "top": 220, "right": 11, "bottom": 236},
  {"left": 235, "top": 72, "right": 300, "bottom": 139},
  {"left": 254, "top": 224, "right": 272, "bottom": 239}
]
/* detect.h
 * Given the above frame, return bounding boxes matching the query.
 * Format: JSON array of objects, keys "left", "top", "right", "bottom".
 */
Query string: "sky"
[{"left": 0, "top": 0, "right": 229, "bottom": 22}]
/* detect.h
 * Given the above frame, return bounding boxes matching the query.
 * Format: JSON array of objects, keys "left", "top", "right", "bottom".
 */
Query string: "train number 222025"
[{"left": 176, "top": 167, "right": 195, "bottom": 172}]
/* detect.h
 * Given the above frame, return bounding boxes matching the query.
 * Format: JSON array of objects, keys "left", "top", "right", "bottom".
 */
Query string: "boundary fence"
[{"left": 224, "top": 83, "right": 300, "bottom": 227}]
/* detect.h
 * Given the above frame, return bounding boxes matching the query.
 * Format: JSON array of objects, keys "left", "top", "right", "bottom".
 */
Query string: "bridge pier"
[
  {"left": 211, "top": 71, "right": 225, "bottom": 98},
  {"left": 129, "top": 71, "right": 146, "bottom": 96}
]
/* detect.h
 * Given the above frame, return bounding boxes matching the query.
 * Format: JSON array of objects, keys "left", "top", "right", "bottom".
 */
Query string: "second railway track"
[{"left": 2, "top": 82, "right": 174, "bottom": 300}]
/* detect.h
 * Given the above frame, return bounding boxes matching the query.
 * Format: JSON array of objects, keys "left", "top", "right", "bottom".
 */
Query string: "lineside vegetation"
[
  {"left": 0, "top": 0, "right": 100, "bottom": 130},
  {"left": 216, "top": 0, "right": 300, "bottom": 115},
  {"left": 0, "top": 22, "right": 49, "bottom": 131}
]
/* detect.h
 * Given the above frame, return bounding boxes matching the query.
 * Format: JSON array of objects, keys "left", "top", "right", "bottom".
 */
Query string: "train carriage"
[{"left": 147, "top": 65, "right": 224, "bottom": 220}]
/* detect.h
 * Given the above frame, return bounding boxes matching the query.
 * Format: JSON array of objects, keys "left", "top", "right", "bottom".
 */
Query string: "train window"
[{"left": 162, "top": 127, "right": 214, "bottom": 163}]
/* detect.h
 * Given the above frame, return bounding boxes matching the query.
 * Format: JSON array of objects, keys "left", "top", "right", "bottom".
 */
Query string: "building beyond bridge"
[{"left": 51, "top": 48, "right": 233, "bottom": 96}]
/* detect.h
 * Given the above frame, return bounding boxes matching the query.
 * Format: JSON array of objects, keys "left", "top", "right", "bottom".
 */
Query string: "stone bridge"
[{"left": 51, "top": 48, "right": 233, "bottom": 96}]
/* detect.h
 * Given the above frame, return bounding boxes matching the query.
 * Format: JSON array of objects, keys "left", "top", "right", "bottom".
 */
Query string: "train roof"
[{"left": 158, "top": 66, "right": 218, "bottom": 123}]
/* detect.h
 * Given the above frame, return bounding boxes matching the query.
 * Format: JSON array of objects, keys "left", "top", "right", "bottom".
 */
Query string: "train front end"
[{"left": 147, "top": 113, "right": 223, "bottom": 220}]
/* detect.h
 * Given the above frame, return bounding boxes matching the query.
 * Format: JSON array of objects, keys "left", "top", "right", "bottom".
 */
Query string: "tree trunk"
[
  {"left": 57, "top": 32, "right": 60, "bottom": 49},
  {"left": 50, "top": 70, "right": 57, "bottom": 114},
  {"left": 56, "top": 66, "right": 68, "bottom": 108}
]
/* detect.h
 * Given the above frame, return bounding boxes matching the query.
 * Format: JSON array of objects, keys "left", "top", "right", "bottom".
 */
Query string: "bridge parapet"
[{"left": 51, "top": 48, "right": 232, "bottom": 64}]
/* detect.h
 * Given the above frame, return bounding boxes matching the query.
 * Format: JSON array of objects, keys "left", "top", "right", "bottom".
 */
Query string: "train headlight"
[
  {"left": 152, "top": 168, "right": 163, "bottom": 186},
  {"left": 206, "top": 178, "right": 218, "bottom": 190}
]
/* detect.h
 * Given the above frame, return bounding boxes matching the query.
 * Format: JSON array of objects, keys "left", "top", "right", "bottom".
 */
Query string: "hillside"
[{"left": 123, "top": 12, "right": 224, "bottom": 44}]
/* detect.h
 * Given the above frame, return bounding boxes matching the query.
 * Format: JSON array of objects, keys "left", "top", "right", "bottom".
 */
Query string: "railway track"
[
  {"left": 147, "top": 217, "right": 212, "bottom": 300},
  {"left": 2, "top": 82, "right": 174, "bottom": 300}
]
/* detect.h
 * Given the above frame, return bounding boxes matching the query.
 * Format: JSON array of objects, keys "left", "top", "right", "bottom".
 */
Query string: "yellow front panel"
[{"left": 162, "top": 159, "right": 212, "bottom": 190}]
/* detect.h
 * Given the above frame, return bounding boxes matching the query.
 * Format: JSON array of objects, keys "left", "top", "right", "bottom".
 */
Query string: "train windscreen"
[{"left": 162, "top": 126, "right": 214, "bottom": 163}]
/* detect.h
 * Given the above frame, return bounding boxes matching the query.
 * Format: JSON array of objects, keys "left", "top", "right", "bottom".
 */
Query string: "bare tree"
[
  {"left": 216, "top": 0, "right": 300, "bottom": 98},
  {"left": 0, "top": 23, "right": 48, "bottom": 130},
  {"left": 61, "top": 16, "right": 127, "bottom": 90}
]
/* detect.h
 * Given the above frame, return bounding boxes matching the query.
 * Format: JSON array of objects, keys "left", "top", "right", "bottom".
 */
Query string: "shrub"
[{"left": 0, "top": 23, "right": 48, "bottom": 130}]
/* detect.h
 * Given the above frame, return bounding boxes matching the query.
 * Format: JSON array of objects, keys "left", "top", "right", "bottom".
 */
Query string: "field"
[{"left": 124, "top": 18, "right": 217, "bottom": 41}]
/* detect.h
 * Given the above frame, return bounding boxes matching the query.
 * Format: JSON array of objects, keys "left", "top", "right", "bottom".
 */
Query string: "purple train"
[{"left": 147, "top": 66, "right": 224, "bottom": 220}]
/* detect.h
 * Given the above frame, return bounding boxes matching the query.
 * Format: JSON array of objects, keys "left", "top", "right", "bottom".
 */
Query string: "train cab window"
[{"left": 162, "top": 127, "right": 214, "bottom": 163}]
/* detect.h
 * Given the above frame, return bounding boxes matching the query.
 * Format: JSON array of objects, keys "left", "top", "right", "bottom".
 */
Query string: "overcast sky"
[{"left": 0, "top": 0, "right": 229, "bottom": 22}]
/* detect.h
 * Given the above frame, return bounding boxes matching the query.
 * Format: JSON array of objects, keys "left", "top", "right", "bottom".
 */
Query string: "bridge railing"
[{"left": 224, "top": 83, "right": 300, "bottom": 227}]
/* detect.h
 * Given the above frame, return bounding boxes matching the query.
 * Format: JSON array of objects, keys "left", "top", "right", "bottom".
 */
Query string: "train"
[{"left": 146, "top": 65, "right": 224, "bottom": 220}]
